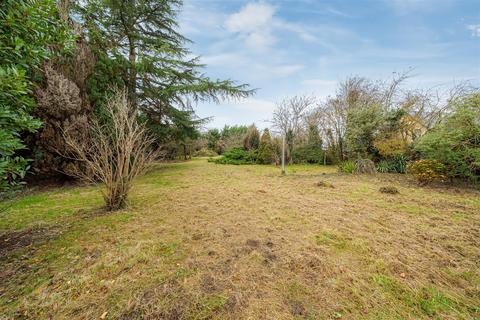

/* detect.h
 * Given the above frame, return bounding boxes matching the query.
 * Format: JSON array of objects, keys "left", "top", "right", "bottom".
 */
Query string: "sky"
[{"left": 178, "top": 0, "right": 480, "bottom": 129}]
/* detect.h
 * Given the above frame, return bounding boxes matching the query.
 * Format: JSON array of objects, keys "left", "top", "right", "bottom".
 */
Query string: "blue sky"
[{"left": 178, "top": 0, "right": 480, "bottom": 129}]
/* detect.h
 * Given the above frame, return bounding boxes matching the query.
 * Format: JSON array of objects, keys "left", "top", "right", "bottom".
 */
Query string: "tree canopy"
[{"left": 76, "top": 0, "right": 254, "bottom": 145}]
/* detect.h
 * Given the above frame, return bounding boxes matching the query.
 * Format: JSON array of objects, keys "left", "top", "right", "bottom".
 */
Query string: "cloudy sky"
[{"left": 179, "top": 0, "right": 480, "bottom": 129}]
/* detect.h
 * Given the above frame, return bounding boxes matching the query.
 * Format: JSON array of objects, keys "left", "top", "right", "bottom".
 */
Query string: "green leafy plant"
[
  {"left": 414, "top": 93, "right": 480, "bottom": 183},
  {"left": 376, "top": 155, "right": 407, "bottom": 174},
  {"left": 0, "top": 0, "right": 73, "bottom": 192},
  {"left": 338, "top": 161, "right": 355, "bottom": 174},
  {"left": 376, "top": 160, "right": 390, "bottom": 173},
  {"left": 408, "top": 159, "right": 446, "bottom": 185}
]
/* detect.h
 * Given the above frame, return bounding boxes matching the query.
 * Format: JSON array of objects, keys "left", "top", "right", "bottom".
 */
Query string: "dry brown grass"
[{"left": 1, "top": 159, "right": 479, "bottom": 319}]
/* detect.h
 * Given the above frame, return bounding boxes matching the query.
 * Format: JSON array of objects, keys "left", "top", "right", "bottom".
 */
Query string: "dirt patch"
[
  {"left": 0, "top": 225, "right": 64, "bottom": 258},
  {"left": 288, "top": 299, "right": 307, "bottom": 316},
  {"left": 246, "top": 239, "right": 260, "bottom": 247},
  {"left": 119, "top": 280, "right": 189, "bottom": 320},
  {"left": 200, "top": 274, "right": 218, "bottom": 293},
  {"left": 316, "top": 180, "right": 335, "bottom": 188}
]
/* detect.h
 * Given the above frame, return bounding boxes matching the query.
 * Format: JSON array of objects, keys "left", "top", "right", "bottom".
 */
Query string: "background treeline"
[
  {"left": 201, "top": 73, "right": 479, "bottom": 184},
  {"left": 0, "top": 0, "right": 252, "bottom": 197}
]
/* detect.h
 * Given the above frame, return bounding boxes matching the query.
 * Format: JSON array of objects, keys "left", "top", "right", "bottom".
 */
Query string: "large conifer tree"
[{"left": 77, "top": 0, "right": 254, "bottom": 145}]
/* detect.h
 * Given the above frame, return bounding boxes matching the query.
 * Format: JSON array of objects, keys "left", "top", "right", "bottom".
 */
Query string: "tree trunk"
[{"left": 128, "top": 39, "right": 137, "bottom": 108}]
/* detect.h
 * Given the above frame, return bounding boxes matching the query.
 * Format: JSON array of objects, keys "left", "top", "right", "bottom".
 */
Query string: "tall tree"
[
  {"left": 76, "top": 0, "right": 253, "bottom": 144},
  {"left": 272, "top": 95, "right": 314, "bottom": 163},
  {"left": 257, "top": 128, "right": 274, "bottom": 164}
]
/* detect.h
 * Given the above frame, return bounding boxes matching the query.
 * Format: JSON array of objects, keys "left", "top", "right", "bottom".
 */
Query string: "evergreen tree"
[
  {"left": 76, "top": 0, "right": 253, "bottom": 145},
  {"left": 257, "top": 129, "right": 274, "bottom": 164},
  {"left": 307, "top": 124, "right": 323, "bottom": 148},
  {"left": 243, "top": 125, "right": 260, "bottom": 150}
]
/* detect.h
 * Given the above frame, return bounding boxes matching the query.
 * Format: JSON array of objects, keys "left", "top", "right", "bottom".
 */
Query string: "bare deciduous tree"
[
  {"left": 272, "top": 95, "right": 315, "bottom": 162},
  {"left": 63, "top": 90, "right": 160, "bottom": 210}
]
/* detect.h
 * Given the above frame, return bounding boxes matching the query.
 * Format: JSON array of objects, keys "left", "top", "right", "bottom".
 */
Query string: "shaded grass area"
[{"left": 0, "top": 159, "right": 479, "bottom": 319}]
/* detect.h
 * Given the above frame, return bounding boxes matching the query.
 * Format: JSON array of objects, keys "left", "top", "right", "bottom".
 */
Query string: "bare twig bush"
[
  {"left": 63, "top": 90, "right": 160, "bottom": 210},
  {"left": 354, "top": 159, "right": 376, "bottom": 174}
]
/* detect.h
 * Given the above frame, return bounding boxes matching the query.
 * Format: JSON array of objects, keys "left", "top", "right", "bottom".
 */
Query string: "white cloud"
[
  {"left": 200, "top": 53, "right": 246, "bottom": 66},
  {"left": 467, "top": 24, "right": 480, "bottom": 37},
  {"left": 179, "top": 2, "right": 225, "bottom": 36},
  {"left": 225, "top": 2, "right": 276, "bottom": 51},
  {"left": 224, "top": 2, "right": 317, "bottom": 51},
  {"left": 244, "top": 30, "right": 277, "bottom": 50},
  {"left": 225, "top": 2, "right": 275, "bottom": 33},
  {"left": 202, "top": 98, "right": 276, "bottom": 129},
  {"left": 268, "top": 64, "right": 305, "bottom": 76}
]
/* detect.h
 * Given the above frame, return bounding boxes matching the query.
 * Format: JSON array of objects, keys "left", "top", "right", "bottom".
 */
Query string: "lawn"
[{"left": 1, "top": 159, "right": 479, "bottom": 319}]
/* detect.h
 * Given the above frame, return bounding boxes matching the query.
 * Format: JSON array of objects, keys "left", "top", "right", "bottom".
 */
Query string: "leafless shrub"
[
  {"left": 63, "top": 90, "right": 161, "bottom": 211},
  {"left": 355, "top": 159, "right": 376, "bottom": 174},
  {"left": 272, "top": 95, "right": 315, "bottom": 162}
]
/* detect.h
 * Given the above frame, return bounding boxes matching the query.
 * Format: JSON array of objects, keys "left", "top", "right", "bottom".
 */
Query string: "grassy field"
[{"left": 1, "top": 159, "right": 479, "bottom": 319}]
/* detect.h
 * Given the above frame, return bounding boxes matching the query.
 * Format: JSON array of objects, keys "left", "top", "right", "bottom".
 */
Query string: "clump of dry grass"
[
  {"left": 355, "top": 158, "right": 376, "bottom": 174},
  {"left": 379, "top": 186, "right": 399, "bottom": 194},
  {"left": 316, "top": 180, "right": 334, "bottom": 188}
]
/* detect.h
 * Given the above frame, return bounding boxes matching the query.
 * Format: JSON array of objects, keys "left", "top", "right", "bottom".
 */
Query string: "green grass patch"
[{"left": 316, "top": 230, "right": 348, "bottom": 250}]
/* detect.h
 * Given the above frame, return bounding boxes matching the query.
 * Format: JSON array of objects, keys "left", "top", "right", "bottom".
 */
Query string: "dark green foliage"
[
  {"left": 376, "top": 160, "right": 390, "bottom": 173},
  {"left": 0, "top": 0, "right": 73, "bottom": 191},
  {"left": 292, "top": 145, "right": 324, "bottom": 164},
  {"left": 307, "top": 124, "right": 323, "bottom": 148},
  {"left": 210, "top": 148, "right": 257, "bottom": 165},
  {"left": 221, "top": 125, "right": 248, "bottom": 139},
  {"left": 86, "top": 52, "right": 128, "bottom": 120},
  {"left": 345, "top": 103, "right": 383, "bottom": 158},
  {"left": 286, "top": 128, "right": 295, "bottom": 163},
  {"left": 205, "top": 129, "right": 221, "bottom": 150},
  {"left": 292, "top": 124, "right": 325, "bottom": 164},
  {"left": 257, "top": 129, "right": 274, "bottom": 164},
  {"left": 77, "top": 0, "right": 253, "bottom": 148},
  {"left": 243, "top": 125, "right": 260, "bottom": 150},
  {"left": 376, "top": 155, "right": 407, "bottom": 173},
  {"left": 414, "top": 93, "right": 480, "bottom": 182}
]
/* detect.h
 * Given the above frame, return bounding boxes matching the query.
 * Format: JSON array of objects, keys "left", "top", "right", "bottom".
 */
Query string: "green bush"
[
  {"left": 0, "top": 0, "right": 73, "bottom": 192},
  {"left": 414, "top": 93, "right": 479, "bottom": 183},
  {"left": 210, "top": 148, "right": 257, "bottom": 165},
  {"left": 338, "top": 161, "right": 355, "bottom": 174},
  {"left": 376, "top": 155, "right": 407, "bottom": 174},
  {"left": 292, "top": 145, "right": 324, "bottom": 164},
  {"left": 257, "top": 129, "right": 274, "bottom": 164},
  {"left": 376, "top": 160, "right": 390, "bottom": 173},
  {"left": 408, "top": 159, "right": 446, "bottom": 185}
]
